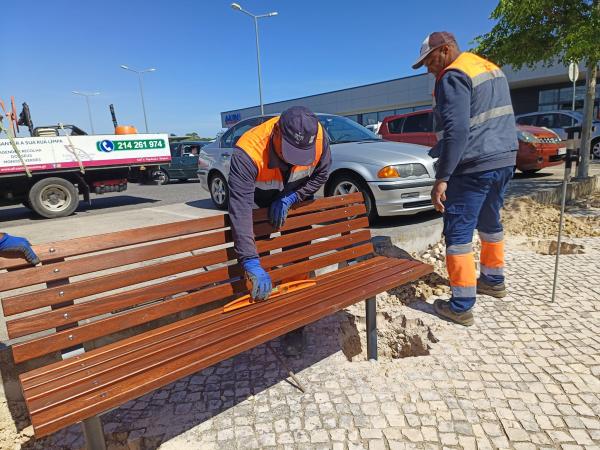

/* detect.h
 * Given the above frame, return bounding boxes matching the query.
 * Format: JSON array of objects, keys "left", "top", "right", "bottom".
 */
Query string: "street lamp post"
[
  {"left": 120, "top": 65, "right": 156, "bottom": 132},
  {"left": 231, "top": 3, "right": 278, "bottom": 116},
  {"left": 72, "top": 91, "right": 100, "bottom": 134}
]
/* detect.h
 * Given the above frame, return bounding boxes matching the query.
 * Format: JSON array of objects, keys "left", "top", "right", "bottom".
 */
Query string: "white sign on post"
[
  {"left": 568, "top": 62, "right": 579, "bottom": 112},
  {"left": 568, "top": 62, "right": 579, "bottom": 83}
]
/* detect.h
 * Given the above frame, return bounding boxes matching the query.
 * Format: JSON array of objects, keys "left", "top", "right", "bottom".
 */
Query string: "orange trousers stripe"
[
  {"left": 446, "top": 252, "right": 476, "bottom": 287},
  {"left": 480, "top": 240, "right": 504, "bottom": 269}
]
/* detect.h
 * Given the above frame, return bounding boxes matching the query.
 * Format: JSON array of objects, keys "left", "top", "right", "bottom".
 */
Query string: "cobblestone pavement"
[{"left": 24, "top": 237, "right": 600, "bottom": 450}]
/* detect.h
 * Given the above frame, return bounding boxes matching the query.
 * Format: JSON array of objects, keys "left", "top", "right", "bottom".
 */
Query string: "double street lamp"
[
  {"left": 120, "top": 65, "right": 156, "bottom": 133},
  {"left": 72, "top": 91, "right": 100, "bottom": 134},
  {"left": 231, "top": 3, "right": 278, "bottom": 115}
]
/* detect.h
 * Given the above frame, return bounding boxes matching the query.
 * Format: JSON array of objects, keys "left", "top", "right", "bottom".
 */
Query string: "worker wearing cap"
[
  {"left": 412, "top": 32, "right": 517, "bottom": 326},
  {"left": 228, "top": 106, "right": 331, "bottom": 355},
  {"left": 0, "top": 233, "right": 39, "bottom": 265}
]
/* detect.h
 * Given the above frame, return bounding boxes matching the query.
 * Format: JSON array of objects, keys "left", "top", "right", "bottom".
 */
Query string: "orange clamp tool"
[{"left": 223, "top": 279, "right": 317, "bottom": 313}]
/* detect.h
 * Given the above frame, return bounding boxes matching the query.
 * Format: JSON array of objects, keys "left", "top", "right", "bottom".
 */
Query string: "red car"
[{"left": 379, "top": 110, "right": 566, "bottom": 174}]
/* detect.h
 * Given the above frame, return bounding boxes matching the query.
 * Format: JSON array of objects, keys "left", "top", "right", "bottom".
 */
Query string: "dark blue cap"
[{"left": 278, "top": 106, "right": 318, "bottom": 166}]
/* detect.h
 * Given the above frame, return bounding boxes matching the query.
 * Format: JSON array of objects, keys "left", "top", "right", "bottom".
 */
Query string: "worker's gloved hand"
[
  {"left": 269, "top": 192, "right": 299, "bottom": 229},
  {"left": 242, "top": 258, "right": 272, "bottom": 300},
  {"left": 0, "top": 233, "right": 40, "bottom": 265}
]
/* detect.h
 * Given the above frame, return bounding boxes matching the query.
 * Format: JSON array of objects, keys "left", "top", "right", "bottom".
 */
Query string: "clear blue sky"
[{"left": 2, "top": 0, "right": 499, "bottom": 137}]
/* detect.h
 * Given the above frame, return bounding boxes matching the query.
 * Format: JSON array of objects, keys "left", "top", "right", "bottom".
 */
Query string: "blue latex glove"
[
  {"left": 269, "top": 192, "right": 299, "bottom": 229},
  {"left": 242, "top": 258, "right": 272, "bottom": 300},
  {"left": 0, "top": 233, "right": 40, "bottom": 265}
]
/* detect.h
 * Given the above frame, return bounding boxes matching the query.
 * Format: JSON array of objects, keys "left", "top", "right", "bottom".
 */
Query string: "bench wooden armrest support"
[{"left": 0, "top": 193, "right": 432, "bottom": 447}]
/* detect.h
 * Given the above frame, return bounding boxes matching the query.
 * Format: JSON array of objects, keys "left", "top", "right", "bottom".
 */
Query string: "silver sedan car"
[{"left": 198, "top": 114, "right": 436, "bottom": 221}]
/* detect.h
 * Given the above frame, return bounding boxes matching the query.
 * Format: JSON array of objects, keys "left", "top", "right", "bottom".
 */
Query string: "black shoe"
[
  {"left": 477, "top": 278, "right": 507, "bottom": 298},
  {"left": 282, "top": 328, "right": 305, "bottom": 357}
]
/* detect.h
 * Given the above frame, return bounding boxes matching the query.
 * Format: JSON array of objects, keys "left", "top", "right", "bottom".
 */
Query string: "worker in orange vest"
[
  {"left": 413, "top": 32, "right": 517, "bottom": 326},
  {"left": 228, "top": 106, "right": 331, "bottom": 355}
]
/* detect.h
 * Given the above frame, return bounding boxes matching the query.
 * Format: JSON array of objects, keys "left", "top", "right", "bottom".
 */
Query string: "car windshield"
[{"left": 317, "top": 115, "right": 381, "bottom": 144}]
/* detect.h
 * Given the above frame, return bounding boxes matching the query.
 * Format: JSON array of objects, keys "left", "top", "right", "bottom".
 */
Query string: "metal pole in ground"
[
  {"left": 550, "top": 160, "right": 569, "bottom": 303},
  {"left": 550, "top": 129, "right": 580, "bottom": 302}
]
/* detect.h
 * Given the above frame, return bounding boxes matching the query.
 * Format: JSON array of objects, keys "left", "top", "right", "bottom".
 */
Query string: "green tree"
[{"left": 475, "top": 0, "right": 600, "bottom": 178}]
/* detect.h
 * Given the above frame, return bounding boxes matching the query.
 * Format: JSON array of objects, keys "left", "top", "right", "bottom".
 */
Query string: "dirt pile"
[
  {"left": 524, "top": 239, "right": 585, "bottom": 255},
  {"left": 503, "top": 196, "right": 600, "bottom": 238},
  {"left": 339, "top": 308, "right": 438, "bottom": 361}
]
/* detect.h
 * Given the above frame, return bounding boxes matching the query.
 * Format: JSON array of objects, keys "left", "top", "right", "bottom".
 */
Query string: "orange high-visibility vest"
[
  {"left": 236, "top": 117, "right": 324, "bottom": 191},
  {"left": 432, "top": 52, "right": 517, "bottom": 166}
]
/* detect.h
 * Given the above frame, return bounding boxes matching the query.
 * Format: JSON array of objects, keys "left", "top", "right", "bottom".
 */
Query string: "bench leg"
[
  {"left": 365, "top": 297, "right": 377, "bottom": 361},
  {"left": 81, "top": 416, "right": 107, "bottom": 450}
]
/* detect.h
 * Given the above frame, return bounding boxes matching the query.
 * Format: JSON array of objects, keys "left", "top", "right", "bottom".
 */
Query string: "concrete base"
[{"left": 528, "top": 175, "right": 599, "bottom": 205}]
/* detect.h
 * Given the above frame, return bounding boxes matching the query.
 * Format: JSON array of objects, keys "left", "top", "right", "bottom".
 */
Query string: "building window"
[
  {"left": 377, "top": 110, "right": 395, "bottom": 122},
  {"left": 413, "top": 104, "right": 433, "bottom": 112},
  {"left": 362, "top": 112, "right": 378, "bottom": 126},
  {"left": 538, "top": 85, "right": 596, "bottom": 113},
  {"left": 394, "top": 107, "right": 413, "bottom": 115},
  {"left": 345, "top": 115, "right": 359, "bottom": 123}
]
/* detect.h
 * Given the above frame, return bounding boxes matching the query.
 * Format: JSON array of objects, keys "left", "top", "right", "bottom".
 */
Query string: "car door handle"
[{"left": 221, "top": 153, "right": 231, "bottom": 159}]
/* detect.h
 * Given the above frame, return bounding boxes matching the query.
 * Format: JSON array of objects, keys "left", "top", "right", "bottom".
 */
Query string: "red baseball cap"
[{"left": 412, "top": 31, "right": 457, "bottom": 69}]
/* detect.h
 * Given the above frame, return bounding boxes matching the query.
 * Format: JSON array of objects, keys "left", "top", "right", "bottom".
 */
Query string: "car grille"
[
  {"left": 538, "top": 137, "right": 562, "bottom": 144},
  {"left": 403, "top": 199, "right": 432, "bottom": 209}
]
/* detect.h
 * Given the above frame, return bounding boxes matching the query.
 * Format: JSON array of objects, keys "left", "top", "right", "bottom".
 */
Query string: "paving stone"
[
  {"left": 439, "top": 432, "right": 458, "bottom": 446},
  {"left": 402, "top": 428, "right": 424, "bottom": 443},
  {"left": 505, "top": 427, "right": 531, "bottom": 442}
]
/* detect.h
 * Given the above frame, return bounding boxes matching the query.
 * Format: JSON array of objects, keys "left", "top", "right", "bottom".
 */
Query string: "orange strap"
[
  {"left": 223, "top": 280, "right": 317, "bottom": 313},
  {"left": 446, "top": 253, "right": 476, "bottom": 287}
]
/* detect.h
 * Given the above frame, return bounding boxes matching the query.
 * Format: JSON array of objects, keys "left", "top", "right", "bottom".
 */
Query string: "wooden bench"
[{"left": 0, "top": 193, "right": 432, "bottom": 449}]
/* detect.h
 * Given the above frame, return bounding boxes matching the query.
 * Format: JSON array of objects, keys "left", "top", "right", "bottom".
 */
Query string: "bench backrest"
[{"left": 0, "top": 193, "right": 371, "bottom": 366}]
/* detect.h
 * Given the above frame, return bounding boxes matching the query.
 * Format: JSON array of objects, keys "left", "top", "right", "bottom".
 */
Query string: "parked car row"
[
  {"left": 198, "top": 114, "right": 437, "bottom": 221},
  {"left": 378, "top": 109, "right": 566, "bottom": 174},
  {"left": 158, "top": 108, "right": 594, "bottom": 223}
]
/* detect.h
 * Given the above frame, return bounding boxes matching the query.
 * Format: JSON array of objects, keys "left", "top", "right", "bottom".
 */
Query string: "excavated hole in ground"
[
  {"left": 525, "top": 239, "right": 585, "bottom": 255},
  {"left": 339, "top": 310, "right": 438, "bottom": 361}
]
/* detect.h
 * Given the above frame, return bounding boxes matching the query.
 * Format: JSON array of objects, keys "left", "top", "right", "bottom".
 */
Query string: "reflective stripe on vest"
[
  {"left": 236, "top": 116, "right": 324, "bottom": 191},
  {"left": 470, "top": 104, "right": 514, "bottom": 127}
]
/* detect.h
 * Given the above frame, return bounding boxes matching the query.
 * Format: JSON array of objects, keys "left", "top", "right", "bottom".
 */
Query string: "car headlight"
[
  {"left": 377, "top": 164, "right": 428, "bottom": 178},
  {"left": 517, "top": 130, "right": 540, "bottom": 144}
]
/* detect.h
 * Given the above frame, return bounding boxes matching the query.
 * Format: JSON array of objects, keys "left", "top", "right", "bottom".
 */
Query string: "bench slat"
[
  {"left": 0, "top": 215, "right": 228, "bottom": 271},
  {"left": 3, "top": 216, "right": 368, "bottom": 316},
  {"left": 20, "top": 256, "right": 382, "bottom": 388},
  {"left": 27, "top": 258, "right": 431, "bottom": 437},
  {"left": 8, "top": 229, "right": 372, "bottom": 339},
  {"left": 0, "top": 202, "right": 366, "bottom": 292},
  {"left": 25, "top": 257, "right": 397, "bottom": 406},
  {"left": 12, "top": 241, "right": 373, "bottom": 363},
  {"left": 0, "top": 193, "right": 364, "bottom": 270}
]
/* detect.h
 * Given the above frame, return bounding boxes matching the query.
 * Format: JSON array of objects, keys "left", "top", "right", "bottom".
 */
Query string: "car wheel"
[
  {"left": 591, "top": 138, "right": 600, "bottom": 159},
  {"left": 326, "top": 173, "right": 377, "bottom": 223},
  {"left": 209, "top": 172, "right": 229, "bottom": 210},
  {"left": 152, "top": 169, "right": 170, "bottom": 185},
  {"left": 28, "top": 177, "right": 79, "bottom": 219}
]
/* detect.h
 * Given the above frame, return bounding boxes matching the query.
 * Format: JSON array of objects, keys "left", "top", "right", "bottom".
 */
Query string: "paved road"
[{"left": 0, "top": 180, "right": 213, "bottom": 228}]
